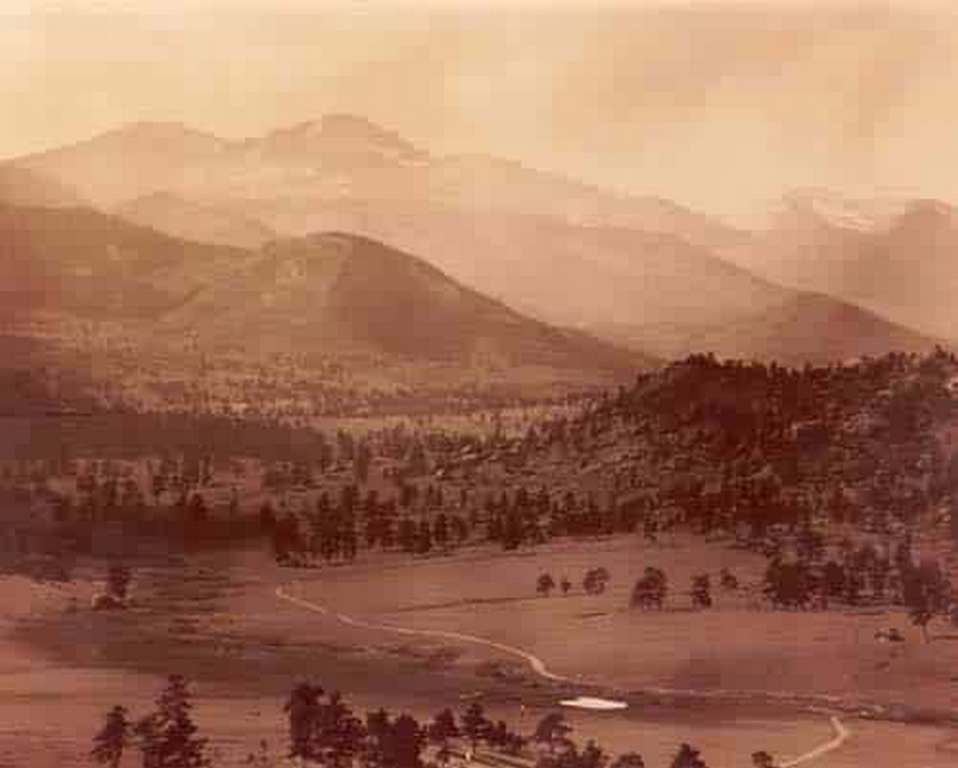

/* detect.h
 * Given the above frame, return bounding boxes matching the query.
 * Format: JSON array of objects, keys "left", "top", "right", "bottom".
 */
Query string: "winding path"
[
  {"left": 780, "top": 716, "right": 849, "bottom": 767},
  {"left": 275, "top": 582, "right": 850, "bottom": 766},
  {"left": 275, "top": 583, "right": 570, "bottom": 681}
]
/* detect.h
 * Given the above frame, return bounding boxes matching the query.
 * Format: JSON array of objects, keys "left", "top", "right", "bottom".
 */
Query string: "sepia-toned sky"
[{"left": 1, "top": 0, "right": 956, "bottom": 221}]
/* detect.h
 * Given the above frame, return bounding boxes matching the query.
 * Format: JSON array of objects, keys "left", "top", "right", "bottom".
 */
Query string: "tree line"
[{"left": 93, "top": 675, "right": 791, "bottom": 768}]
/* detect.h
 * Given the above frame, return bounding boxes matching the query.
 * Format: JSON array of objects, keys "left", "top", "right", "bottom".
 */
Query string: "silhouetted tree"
[
  {"left": 631, "top": 567, "right": 667, "bottom": 609},
  {"left": 91, "top": 705, "right": 131, "bottom": 768},
  {"left": 670, "top": 743, "right": 708, "bottom": 768},
  {"left": 107, "top": 563, "right": 132, "bottom": 600},
  {"left": 610, "top": 753, "right": 645, "bottom": 768},
  {"left": 537, "top": 573, "right": 557, "bottom": 597},
  {"left": 751, "top": 751, "right": 778, "bottom": 768},
  {"left": 533, "top": 713, "right": 572, "bottom": 757},
  {"left": 690, "top": 574, "right": 712, "bottom": 609},
  {"left": 134, "top": 675, "right": 209, "bottom": 768},
  {"left": 583, "top": 568, "right": 610, "bottom": 595},
  {"left": 461, "top": 702, "right": 490, "bottom": 751}
]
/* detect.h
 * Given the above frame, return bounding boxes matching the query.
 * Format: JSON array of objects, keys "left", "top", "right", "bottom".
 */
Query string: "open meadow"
[{"left": 5, "top": 533, "right": 958, "bottom": 767}]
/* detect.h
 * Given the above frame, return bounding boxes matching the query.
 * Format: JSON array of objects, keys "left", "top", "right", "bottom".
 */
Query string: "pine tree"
[
  {"left": 461, "top": 702, "right": 490, "bottom": 751},
  {"left": 690, "top": 574, "right": 712, "bottom": 609},
  {"left": 135, "top": 675, "right": 209, "bottom": 768},
  {"left": 610, "top": 752, "right": 645, "bottom": 768},
  {"left": 91, "top": 705, "right": 130, "bottom": 768},
  {"left": 284, "top": 682, "right": 324, "bottom": 761},
  {"left": 670, "top": 743, "right": 708, "bottom": 768}
]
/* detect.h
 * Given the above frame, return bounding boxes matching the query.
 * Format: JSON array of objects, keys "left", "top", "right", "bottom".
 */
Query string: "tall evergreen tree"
[{"left": 91, "top": 705, "right": 130, "bottom": 768}]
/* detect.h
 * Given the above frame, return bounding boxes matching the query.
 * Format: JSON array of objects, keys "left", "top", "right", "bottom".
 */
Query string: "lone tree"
[
  {"left": 583, "top": 568, "right": 611, "bottom": 595},
  {"left": 690, "top": 574, "right": 712, "bottom": 609},
  {"left": 903, "top": 561, "right": 951, "bottom": 642},
  {"left": 91, "top": 705, "right": 131, "bottom": 768},
  {"left": 537, "top": 573, "right": 557, "bottom": 597},
  {"left": 560, "top": 576, "right": 573, "bottom": 596},
  {"left": 751, "top": 751, "right": 779, "bottom": 768},
  {"left": 107, "top": 563, "right": 132, "bottom": 600},
  {"left": 670, "top": 743, "right": 709, "bottom": 768},
  {"left": 762, "top": 559, "right": 812, "bottom": 610},
  {"left": 631, "top": 567, "right": 667, "bottom": 610}
]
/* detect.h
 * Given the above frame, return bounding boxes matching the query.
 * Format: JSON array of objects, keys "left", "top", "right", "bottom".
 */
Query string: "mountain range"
[
  {"left": 2, "top": 116, "right": 949, "bottom": 375},
  {"left": 0, "top": 201, "right": 643, "bottom": 383},
  {"left": 721, "top": 191, "right": 958, "bottom": 341}
]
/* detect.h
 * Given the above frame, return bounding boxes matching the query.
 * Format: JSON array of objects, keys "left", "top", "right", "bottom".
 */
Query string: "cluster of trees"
[
  {"left": 594, "top": 351, "right": 958, "bottom": 538},
  {"left": 536, "top": 568, "right": 610, "bottom": 597},
  {"left": 533, "top": 566, "right": 735, "bottom": 612},
  {"left": 93, "top": 678, "right": 746, "bottom": 768},
  {"left": 90, "top": 675, "right": 209, "bottom": 768},
  {"left": 759, "top": 534, "right": 953, "bottom": 639},
  {"left": 262, "top": 486, "right": 476, "bottom": 566}
]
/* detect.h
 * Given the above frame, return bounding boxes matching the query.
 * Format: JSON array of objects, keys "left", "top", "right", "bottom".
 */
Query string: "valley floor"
[{"left": 3, "top": 536, "right": 958, "bottom": 767}]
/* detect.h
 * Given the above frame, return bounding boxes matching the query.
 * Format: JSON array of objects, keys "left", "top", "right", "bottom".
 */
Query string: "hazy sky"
[{"left": 2, "top": 1, "right": 956, "bottom": 220}]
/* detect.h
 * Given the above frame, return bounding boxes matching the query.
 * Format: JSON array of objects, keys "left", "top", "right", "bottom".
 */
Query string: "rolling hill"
[
  {"left": 164, "top": 231, "right": 647, "bottom": 375},
  {"left": 0, "top": 202, "right": 251, "bottom": 321},
  {"left": 0, "top": 203, "right": 645, "bottom": 384}
]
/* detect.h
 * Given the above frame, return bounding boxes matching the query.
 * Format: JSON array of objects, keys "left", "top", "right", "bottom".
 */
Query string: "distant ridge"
[
  {"left": 601, "top": 291, "right": 939, "bottom": 366},
  {"left": 116, "top": 191, "right": 276, "bottom": 250},
  {"left": 8, "top": 118, "right": 950, "bottom": 364},
  {"left": 0, "top": 164, "right": 85, "bottom": 208},
  {"left": 724, "top": 192, "right": 958, "bottom": 341}
]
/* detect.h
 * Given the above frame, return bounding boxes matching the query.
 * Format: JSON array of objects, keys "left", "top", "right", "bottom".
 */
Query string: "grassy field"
[
  {"left": 292, "top": 534, "right": 958, "bottom": 711},
  {"left": 4, "top": 536, "right": 958, "bottom": 767}
]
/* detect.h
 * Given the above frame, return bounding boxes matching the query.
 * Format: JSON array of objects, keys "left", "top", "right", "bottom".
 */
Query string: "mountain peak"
[{"left": 262, "top": 114, "right": 425, "bottom": 161}]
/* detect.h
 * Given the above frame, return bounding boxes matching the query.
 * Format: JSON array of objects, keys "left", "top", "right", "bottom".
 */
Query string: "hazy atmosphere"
[
  {"left": 3, "top": 1, "right": 958, "bottom": 221},
  {"left": 4, "top": 2, "right": 958, "bottom": 768}
]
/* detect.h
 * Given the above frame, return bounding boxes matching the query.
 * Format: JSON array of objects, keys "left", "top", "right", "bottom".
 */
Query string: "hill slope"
[
  {"left": 167, "top": 232, "right": 647, "bottom": 375},
  {"left": 0, "top": 204, "right": 645, "bottom": 387},
  {"left": 600, "top": 291, "right": 938, "bottom": 366},
  {"left": 0, "top": 164, "right": 85, "bottom": 208},
  {"left": 12, "top": 121, "right": 229, "bottom": 207},
  {"left": 258, "top": 201, "right": 942, "bottom": 364},
  {"left": 115, "top": 191, "right": 276, "bottom": 250},
  {"left": 0, "top": 203, "right": 252, "bottom": 321}
]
